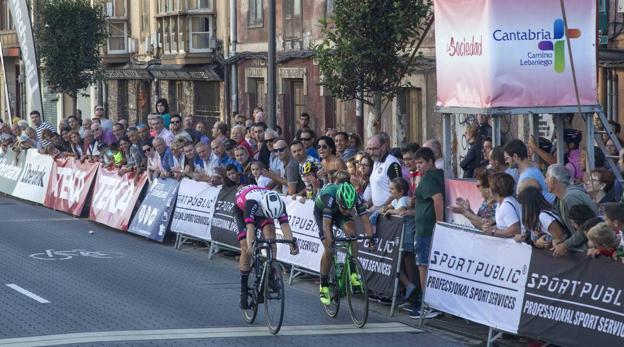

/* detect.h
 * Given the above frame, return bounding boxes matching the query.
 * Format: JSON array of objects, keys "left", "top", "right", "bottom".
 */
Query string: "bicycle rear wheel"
[
  {"left": 346, "top": 256, "right": 369, "bottom": 328},
  {"left": 323, "top": 263, "right": 340, "bottom": 318},
  {"left": 264, "top": 261, "right": 285, "bottom": 334},
  {"left": 243, "top": 261, "right": 259, "bottom": 323}
]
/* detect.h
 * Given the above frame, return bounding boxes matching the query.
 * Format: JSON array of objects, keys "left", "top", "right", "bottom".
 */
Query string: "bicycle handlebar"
[
  {"left": 332, "top": 235, "right": 373, "bottom": 242},
  {"left": 254, "top": 237, "right": 297, "bottom": 245}
]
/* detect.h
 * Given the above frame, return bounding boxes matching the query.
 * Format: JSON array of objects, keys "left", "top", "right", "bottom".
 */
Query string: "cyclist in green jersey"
[{"left": 313, "top": 182, "right": 376, "bottom": 305}]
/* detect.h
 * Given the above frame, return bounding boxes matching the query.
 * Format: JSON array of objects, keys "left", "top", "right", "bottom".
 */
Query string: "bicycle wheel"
[
  {"left": 346, "top": 256, "right": 369, "bottom": 328},
  {"left": 243, "top": 261, "right": 259, "bottom": 323},
  {"left": 264, "top": 261, "right": 285, "bottom": 334},
  {"left": 323, "top": 262, "right": 340, "bottom": 318}
]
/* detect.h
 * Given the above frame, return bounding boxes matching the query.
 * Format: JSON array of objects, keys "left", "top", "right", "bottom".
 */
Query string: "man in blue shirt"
[
  {"left": 503, "top": 139, "right": 555, "bottom": 204},
  {"left": 153, "top": 137, "right": 174, "bottom": 178}
]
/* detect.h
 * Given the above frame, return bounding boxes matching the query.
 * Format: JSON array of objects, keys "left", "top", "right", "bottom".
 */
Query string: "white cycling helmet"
[{"left": 261, "top": 191, "right": 285, "bottom": 219}]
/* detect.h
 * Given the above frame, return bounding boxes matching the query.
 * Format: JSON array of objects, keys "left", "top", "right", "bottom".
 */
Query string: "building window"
[
  {"left": 170, "top": 17, "right": 178, "bottom": 52},
  {"left": 158, "top": 0, "right": 181, "bottom": 14},
  {"left": 0, "top": 0, "right": 14, "bottom": 30},
  {"left": 105, "top": 0, "right": 127, "bottom": 18},
  {"left": 283, "top": 0, "right": 302, "bottom": 39},
  {"left": 108, "top": 21, "right": 127, "bottom": 53},
  {"left": 194, "top": 81, "right": 220, "bottom": 119},
  {"left": 248, "top": 0, "right": 263, "bottom": 27},
  {"left": 140, "top": 0, "right": 150, "bottom": 34},
  {"left": 187, "top": 0, "right": 213, "bottom": 11},
  {"left": 189, "top": 15, "right": 213, "bottom": 52},
  {"left": 163, "top": 19, "right": 170, "bottom": 53}
]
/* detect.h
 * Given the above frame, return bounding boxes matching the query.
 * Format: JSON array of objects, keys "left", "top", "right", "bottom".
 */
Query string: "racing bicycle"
[
  {"left": 243, "top": 234, "right": 297, "bottom": 335},
  {"left": 322, "top": 232, "right": 372, "bottom": 328}
]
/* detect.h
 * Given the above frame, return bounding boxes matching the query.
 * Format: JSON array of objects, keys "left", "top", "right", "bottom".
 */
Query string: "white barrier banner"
[
  {"left": 170, "top": 178, "right": 220, "bottom": 241},
  {"left": 12, "top": 149, "right": 53, "bottom": 204},
  {"left": 276, "top": 198, "right": 322, "bottom": 273},
  {"left": 424, "top": 223, "right": 531, "bottom": 334}
]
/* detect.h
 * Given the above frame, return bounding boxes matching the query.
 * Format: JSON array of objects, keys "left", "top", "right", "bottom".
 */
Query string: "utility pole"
[
  {"left": 267, "top": 0, "right": 277, "bottom": 129},
  {"left": 230, "top": 0, "right": 238, "bottom": 115}
]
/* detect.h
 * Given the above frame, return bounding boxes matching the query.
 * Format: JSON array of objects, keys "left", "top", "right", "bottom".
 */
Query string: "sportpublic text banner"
[
  {"left": 276, "top": 198, "right": 323, "bottom": 273},
  {"left": 425, "top": 223, "right": 624, "bottom": 346},
  {"left": 425, "top": 223, "right": 532, "bottom": 334},
  {"left": 89, "top": 166, "right": 148, "bottom": 231},
  {"left": 170, "top": 178, "right": 220, "bottom": 241},
  {"left": 128, "top": 178, "right": 179, "bottom": 242},
  {"left": 519, "top": 250, "right": 624, "bottom": 346},
  {"left": 434, "top": 0, "right": 597, "bottom": 108},
  {"left": 45, "top": 158, "right": 98, "bottom": 216}
]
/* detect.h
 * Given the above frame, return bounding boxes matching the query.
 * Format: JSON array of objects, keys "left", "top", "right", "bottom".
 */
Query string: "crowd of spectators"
[{"left": 3, "top": 105, "right": 624, "bottom": 319}]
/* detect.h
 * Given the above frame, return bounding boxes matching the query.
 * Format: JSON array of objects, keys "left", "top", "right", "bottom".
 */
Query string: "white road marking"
[
  {"left": 0, "top": 218, "right": 77, "bottom": 223},
  {"left": 0, "top": 322, "right": 420, "bottom": 346},
  {"left": 5, "top": 284, "right": 50, "bottom": 304}
]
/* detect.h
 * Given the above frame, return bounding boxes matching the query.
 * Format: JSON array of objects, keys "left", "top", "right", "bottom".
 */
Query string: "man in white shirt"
[
  {"left": 150, "top": 113, "right": 175, "bottom": 146},
  {"left": 367, "top": 135, "right": 403, "bottom": 211}
]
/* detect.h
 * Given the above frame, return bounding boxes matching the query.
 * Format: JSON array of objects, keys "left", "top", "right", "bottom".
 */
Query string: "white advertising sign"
[
  {"left": 170, "top": 178, "right": 220, "bottom": 241},
  {"left": 424, "top": 223, "right": 532, "bottom": 334}
]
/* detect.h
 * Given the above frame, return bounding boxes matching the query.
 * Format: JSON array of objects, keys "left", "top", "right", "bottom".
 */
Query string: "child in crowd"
[
  {"left": 596, "top": 203, "right": 624, "bottom": 259},
  {"left": 297, "top": 160, "right": 321, "bottom": 202},
  {"left": 225, "top": 164, "right": 241, "bottom": 187},
  {"left": 332, "top": 170, "right": 351, "bottom": 184},
  {"left": 586, "top": 223, "right": 619, "bottom": 260},
  {"left": 346, "top": 158, "right": 357, "bottom": 181},
  {"left": 380, "top": 178, "right": 419, "bottom": 304},
  {"left": 250, "top": 160, "right": 272, "bottom": 188}
]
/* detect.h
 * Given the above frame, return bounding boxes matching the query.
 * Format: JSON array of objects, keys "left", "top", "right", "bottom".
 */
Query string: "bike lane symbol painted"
[{"left": 30, "top": 249, "right": 126, "bottom": 261}]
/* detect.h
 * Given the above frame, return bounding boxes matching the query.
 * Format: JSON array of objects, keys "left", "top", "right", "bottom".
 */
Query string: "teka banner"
[
  {"left": 12, "top": 149, "right": 53, "bottom": 204},
  {"left": 434, "top": 0, "right": 597, "bottom": 108},
  {"left": 129, "top": 178, "right": 179, "bottom": 242},
  {"left": 89, "top": 167, "right": 148, "bottom": 231},
  {"left": 44, "top": 158, "right": 98, "bottom": 216},
  {"left": 8, "top": 0, "right": 43, "bottom": 115}
]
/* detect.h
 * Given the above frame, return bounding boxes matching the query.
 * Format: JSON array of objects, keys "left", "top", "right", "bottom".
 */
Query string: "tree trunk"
[
  {"left": 366, "top": 92, "right": 383, "bottom": 137},
  {"left": 71, "top": 93, "right": 78, "bottom": 117}
]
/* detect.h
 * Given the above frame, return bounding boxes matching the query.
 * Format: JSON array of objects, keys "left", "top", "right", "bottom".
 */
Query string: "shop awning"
[{"left": 147, "top": 64, "right": 223, "bottom": 81}]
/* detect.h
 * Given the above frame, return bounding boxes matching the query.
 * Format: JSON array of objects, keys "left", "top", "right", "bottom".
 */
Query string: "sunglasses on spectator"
[
  {"left": 170, "top": 120, "right": 180, "bottom": 124},
  {"left": 143, "top": 148, "right": 152, "bottom": 153},
  {"left": 272, "top": 147, "right": 287, "bottom": 154},
  {"left": 301, "top": 137, "right": 312, "bottom": 141},
  {"left": 265, "top": 138, "right": 275, "bottom": 143},
  {"left": 317, "top": 144, "right": 329, "bottom": 149}
]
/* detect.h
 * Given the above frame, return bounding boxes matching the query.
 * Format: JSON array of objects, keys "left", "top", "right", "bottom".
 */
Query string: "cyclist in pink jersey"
[{"left": 235, "top": 185, "right": 299, "bottom": 309}]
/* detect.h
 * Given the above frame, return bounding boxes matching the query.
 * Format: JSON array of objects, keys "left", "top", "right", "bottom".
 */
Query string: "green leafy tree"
[
  {"left": 314, "top": 0, "right": 432, "bottom": 135},
  {"left": 37, "top": 0, "right": 108, "bottom": 114}
]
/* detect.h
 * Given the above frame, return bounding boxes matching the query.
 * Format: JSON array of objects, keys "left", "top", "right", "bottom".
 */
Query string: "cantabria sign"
[{"left": 435, "top": 0, "right": 596, "bottom": 108}]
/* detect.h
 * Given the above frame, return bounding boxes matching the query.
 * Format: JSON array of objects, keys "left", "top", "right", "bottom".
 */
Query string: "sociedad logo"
[{"left": 493, "top": 18, "right": 581, "bottom": 73}]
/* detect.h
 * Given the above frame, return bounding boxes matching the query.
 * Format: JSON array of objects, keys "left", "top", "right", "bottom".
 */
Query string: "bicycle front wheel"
[
  {"left": 243, "top": 261, "right": 259, "bottom": 324},
  {"left": 264, "top": 261, "right": 285, "bottom": 334},
  {"left": 323, "top": 262, "right": 340, "bottom": 318},
  {"left": 346, "top": 256, "right": 369, "bottom": 328}
]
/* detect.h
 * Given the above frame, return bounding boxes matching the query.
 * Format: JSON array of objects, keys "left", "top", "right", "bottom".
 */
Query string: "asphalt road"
[{"left": 0, "top": 195, "right": 468, "bottom": 347}]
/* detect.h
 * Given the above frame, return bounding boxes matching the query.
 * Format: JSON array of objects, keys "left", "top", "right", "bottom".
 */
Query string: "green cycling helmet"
[{"left": 336, "top": 183, "right": 357, "bottom": 210}]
